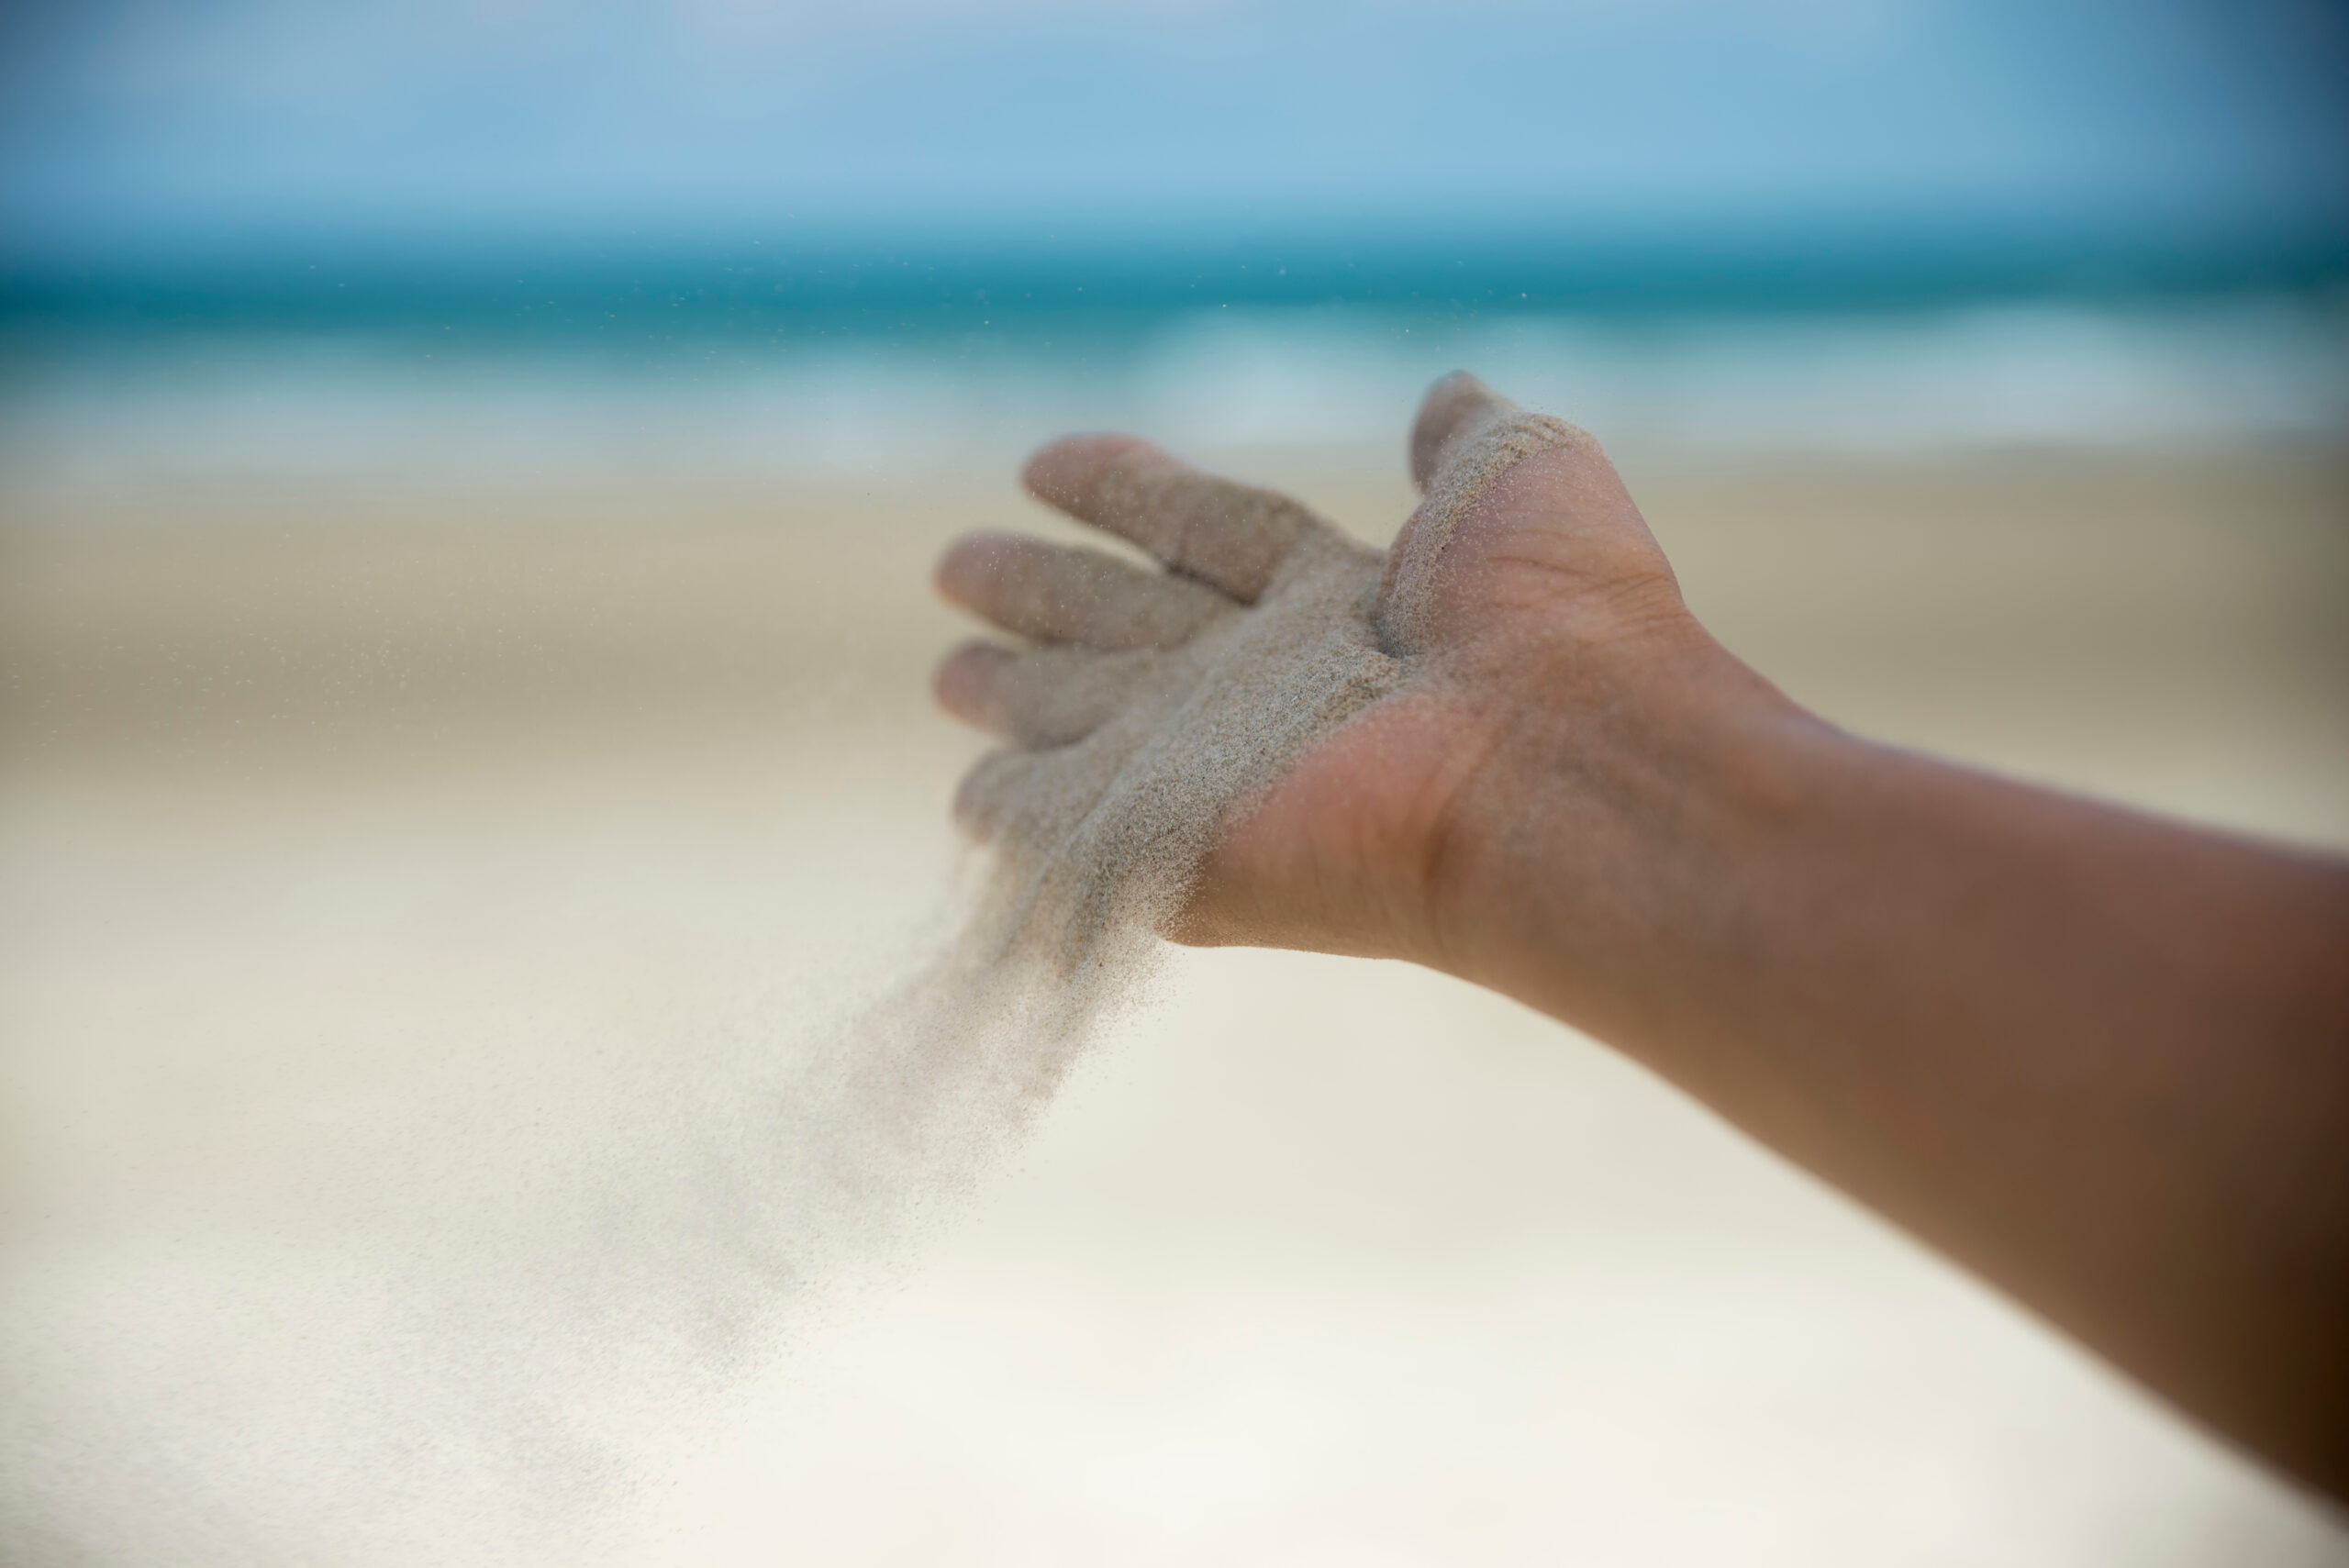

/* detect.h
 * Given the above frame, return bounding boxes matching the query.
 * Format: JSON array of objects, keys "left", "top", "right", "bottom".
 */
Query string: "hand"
[{"left": 931, "top": 373, "right": 1755, "bottom": 972}]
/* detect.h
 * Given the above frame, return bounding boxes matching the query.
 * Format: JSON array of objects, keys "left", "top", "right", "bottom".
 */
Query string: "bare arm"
[
  {"left": 933, "top": 373, "right": 2349, "bottom": 1494},
  {"left": 1426, "top": 618, "right": 2349, "bottom": 1496}
]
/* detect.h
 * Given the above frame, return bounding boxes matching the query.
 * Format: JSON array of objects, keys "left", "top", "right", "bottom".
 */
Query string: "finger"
[
  {"left": 1022, "top": 435, "right": 1322, "bottom": 602},
  {"left": 1409, "top": 371, "right": 1522, "bottom": 491},
  {"left": 931, "top": 639, "right": 1148, "bottom": 749},
  {"left": 936, "top": 531, "right": 1231, "bottom": 651}
]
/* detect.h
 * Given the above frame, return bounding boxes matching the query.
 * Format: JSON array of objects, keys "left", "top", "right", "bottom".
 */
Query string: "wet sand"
[{"left": 5, "top": 447, "right": 2347, "bottom": 1564}]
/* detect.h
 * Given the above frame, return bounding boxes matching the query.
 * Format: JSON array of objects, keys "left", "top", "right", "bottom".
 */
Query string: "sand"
[
  {"left": 4, "top": 444, "right": 2347, "bottom": 1565},
  {"left": 952, "top": 531, "right": 1389, "bottom": 968}
]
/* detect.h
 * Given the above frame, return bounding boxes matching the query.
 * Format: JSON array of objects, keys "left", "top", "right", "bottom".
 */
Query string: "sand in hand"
[{"left": 939, "top": 374, "right": 1581, "bottom": 978}]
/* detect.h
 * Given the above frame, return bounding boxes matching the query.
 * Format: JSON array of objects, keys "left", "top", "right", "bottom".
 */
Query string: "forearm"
[{"left": 1436, "top": 633, "right": 2349, "bottom": 1492}]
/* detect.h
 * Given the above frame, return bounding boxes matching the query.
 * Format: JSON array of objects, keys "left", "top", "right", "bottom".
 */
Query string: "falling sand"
[{"left": 1, "top": 380, "right": 1588, "bottom": 1566}]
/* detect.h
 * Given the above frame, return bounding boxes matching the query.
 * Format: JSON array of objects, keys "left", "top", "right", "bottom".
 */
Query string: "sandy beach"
[{"left": 4, "top": 443, "right": 2346, "bottom": 1563}]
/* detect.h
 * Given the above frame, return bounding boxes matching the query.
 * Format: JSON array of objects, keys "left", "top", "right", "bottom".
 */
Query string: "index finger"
[{"left": 1022, "top": 434, "right": 1323, "bottom": 603}]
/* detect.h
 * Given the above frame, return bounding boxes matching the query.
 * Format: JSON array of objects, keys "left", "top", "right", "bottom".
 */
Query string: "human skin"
[{"left": 931, "top": 373, "right": 2349, "bottom": 1497}]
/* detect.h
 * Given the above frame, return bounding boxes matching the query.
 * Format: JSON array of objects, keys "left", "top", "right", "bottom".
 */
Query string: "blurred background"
[{"left": 3, "top": 2, "right": 2346, "bottom": 1563}]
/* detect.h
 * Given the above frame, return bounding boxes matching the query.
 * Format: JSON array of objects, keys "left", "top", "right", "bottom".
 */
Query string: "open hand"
[{"left": 932, "top": 373, "right": 1737, "bottom": 970}]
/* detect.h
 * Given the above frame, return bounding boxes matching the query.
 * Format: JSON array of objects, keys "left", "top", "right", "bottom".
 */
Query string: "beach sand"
[{"left": 4, "top": 446, "right": 2346, "bottom": 1564}]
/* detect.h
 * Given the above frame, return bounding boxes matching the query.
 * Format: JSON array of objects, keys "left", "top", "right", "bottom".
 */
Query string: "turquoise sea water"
[{"left": 4, "top": 219, "right": 2343, "bottom": 496}]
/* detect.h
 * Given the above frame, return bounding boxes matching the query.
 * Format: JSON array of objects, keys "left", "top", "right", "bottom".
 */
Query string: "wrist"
[{"left": 1422, "top": 616, "right": 1819, "bottom": 1022}]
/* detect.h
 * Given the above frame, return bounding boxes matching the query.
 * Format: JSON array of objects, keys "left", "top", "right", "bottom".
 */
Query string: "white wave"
[{"left": 3, "top": 297, "right": 2342, "bottom": 500}]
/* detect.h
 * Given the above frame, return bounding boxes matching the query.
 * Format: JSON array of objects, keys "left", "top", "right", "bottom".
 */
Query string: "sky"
[{"left": 3, "top": 0, "right": 2345, "bottom": 261}]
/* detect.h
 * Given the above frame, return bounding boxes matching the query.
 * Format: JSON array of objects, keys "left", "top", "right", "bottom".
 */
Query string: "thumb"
[
  {"left": 1408, "top": 369, "right": 1537, "bottom": 490},
  {"left": 1380, "top": 372, "right": 1653, "bottom": 657}
]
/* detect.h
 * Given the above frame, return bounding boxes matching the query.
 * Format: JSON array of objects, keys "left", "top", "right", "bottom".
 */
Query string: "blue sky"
[{"left": 3, "top": 0, "right": 2344, "bottom": 257}]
